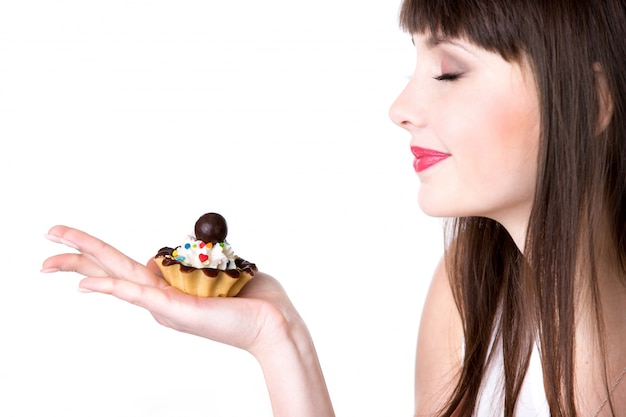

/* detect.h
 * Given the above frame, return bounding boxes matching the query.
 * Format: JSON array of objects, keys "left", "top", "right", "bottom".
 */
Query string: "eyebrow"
[
  {"left": 427, "top": 35, "right": 460, "bottom": 49},
  {"left": 411, "top": 34, "right": 475, "bottom": 55}
]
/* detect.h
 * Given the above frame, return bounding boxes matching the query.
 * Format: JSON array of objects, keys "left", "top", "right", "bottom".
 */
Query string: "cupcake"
[{"left": 154, "top": 212, "right": 257, "bottom": 297}]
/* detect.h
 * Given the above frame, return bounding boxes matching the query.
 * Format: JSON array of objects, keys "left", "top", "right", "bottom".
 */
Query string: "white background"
[{"left": 0, "top": 1, "right": 444, "bottom": 416}]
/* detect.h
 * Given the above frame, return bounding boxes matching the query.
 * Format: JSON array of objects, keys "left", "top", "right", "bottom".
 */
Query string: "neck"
[{"left": 490, "top": 208, "right": 530, "bottom": 254}]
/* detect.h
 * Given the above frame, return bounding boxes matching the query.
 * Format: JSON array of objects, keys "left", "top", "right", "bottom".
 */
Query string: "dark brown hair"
[{"left": 399, "top": 0, "right": 626, "bottom": 416}]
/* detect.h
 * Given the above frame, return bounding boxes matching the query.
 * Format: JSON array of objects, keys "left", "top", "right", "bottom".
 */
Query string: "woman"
[
  {"left": 42, "top": 0, "right": 626, "bottom": 415},
  {"left": 390, "top": 0, "right": 626, "bottom": 415}
]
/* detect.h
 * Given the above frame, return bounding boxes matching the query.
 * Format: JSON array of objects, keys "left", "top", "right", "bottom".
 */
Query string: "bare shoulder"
[{"left": 414, "top": 257, "right": 464, "bottom": 416}]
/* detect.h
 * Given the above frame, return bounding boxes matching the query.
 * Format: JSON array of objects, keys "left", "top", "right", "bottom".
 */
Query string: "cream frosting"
[{"left": 172, "top": 235, "right": 237, "bottom": 270}]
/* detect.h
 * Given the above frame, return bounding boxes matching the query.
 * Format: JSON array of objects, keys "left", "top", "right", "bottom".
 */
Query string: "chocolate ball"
[{"left": 194, "top": 212, "right": 228, "bottom": 244}]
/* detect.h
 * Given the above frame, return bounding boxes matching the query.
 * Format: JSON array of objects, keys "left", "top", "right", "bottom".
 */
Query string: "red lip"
[{"left": 411, "top": 146, "right": 451, "bottom": 173}]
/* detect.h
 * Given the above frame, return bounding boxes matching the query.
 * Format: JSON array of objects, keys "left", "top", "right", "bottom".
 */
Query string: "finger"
[
  {"left": 79, "top": 276, "right": 263, "bottom": 348},
  {"left": 46, "top": 225, "right": 161, "bottom": 287},
  {"left": 79, "top": 276, "right": 173, "bottom": 309},
  {"left": 42, "top": 253, "right": 109, "bottom": 277},
  {"left": 146, "top": 258, "right": 163, "bottom": 277},
  {"left": 79, "top": 276, "right": 209, "bottom": 335}
]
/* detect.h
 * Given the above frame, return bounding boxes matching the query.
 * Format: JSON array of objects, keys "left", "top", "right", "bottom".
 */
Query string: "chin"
[
  {"left": 417, "top": 194, "right": 481, "bottom": 220},
  {"left": 417, "top": 197, "right": 456, "bottom": 218}
]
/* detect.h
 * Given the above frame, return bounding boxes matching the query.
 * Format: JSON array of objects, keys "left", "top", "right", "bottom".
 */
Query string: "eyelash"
[{"left": 434, "top": 73, "right": 462, "bottom": 81}]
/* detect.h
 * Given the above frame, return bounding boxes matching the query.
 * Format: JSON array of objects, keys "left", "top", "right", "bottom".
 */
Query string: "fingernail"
[
  {"left": 78, "top": 287, "right": 94, "bottom": 293},
  {"left": 41, "top": 268, "right": 60, "bottom": 273},
  {"left": 45, "top": 234, "right": 79, "bottom": 250},
  {"left": 44, "top": 233, "right": 62, "bottom": 243}
]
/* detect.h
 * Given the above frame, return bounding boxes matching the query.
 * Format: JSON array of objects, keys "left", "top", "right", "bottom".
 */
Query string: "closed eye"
[{"left": 434, "top": 73, "right": 462, "bottom": 81}]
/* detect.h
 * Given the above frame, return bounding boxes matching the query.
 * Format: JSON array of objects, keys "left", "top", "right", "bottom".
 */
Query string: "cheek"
[
  {"left": 444, "top": 89, "right": 539, "bottom": 175},
  {"left": 433, "top": 93, "right": 505, "bottom": 166},
  {"left": 490, "top": 91, "right": 540, "bottom": 172},
  {"left": 477, "top": 101, "right": 540, "bottom": 208}
]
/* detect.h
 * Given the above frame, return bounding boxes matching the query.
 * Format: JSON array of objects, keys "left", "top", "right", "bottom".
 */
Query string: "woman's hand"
[
  {"left": 42, "top": 225, "right": 335, "bottom": 416},
  {"left": 42, "top": 225, "right": 298, "bottom": 356}
]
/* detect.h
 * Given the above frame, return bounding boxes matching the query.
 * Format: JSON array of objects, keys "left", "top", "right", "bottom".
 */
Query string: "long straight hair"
[{"left": 398, "top": 0, "right": 626, "bottom": 416}]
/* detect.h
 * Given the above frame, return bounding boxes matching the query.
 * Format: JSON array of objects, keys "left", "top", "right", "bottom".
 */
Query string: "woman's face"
[{"left": 389, "top": 33, "right": 540, "bottom": 239}]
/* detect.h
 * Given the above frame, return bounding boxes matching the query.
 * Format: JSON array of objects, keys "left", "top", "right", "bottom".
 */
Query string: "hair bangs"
[{"left": 399, "top": 0, "right": 525, "bottom": 61}]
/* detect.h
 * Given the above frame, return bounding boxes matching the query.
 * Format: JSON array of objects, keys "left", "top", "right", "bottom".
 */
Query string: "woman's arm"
[
  {"left": 253, "top": 312, "right": 335, "bottom": 416},
  {"left": 413, "top": 258, "right": 464, "bottom": 417},
  {"left": 42, "top": 225, "right": 335, "bottom": 417}
]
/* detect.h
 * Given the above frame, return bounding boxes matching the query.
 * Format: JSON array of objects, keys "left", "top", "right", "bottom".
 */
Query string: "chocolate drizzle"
[{"left": 155, "top": 246, "right": 257, "bottom": 278}]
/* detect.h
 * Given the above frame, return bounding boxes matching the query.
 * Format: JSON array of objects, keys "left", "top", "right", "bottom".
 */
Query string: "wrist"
[
  {"left": 251, "top": 311, "right": 312, "bottom": 362},
  {"left": 250, "top": 312, "right": 335, "bottom": 417}
]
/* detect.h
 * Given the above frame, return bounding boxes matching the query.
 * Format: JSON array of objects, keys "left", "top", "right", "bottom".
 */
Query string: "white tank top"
[{"left": 474, "top": 340, "right": 550, "bottom": 416}]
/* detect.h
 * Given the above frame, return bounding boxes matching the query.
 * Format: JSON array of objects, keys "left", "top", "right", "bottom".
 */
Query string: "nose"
[{"left": 389, "top": 79, "right": 427, "bottom": 131}]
